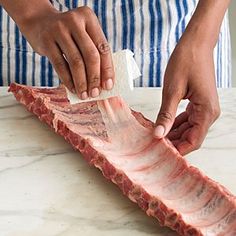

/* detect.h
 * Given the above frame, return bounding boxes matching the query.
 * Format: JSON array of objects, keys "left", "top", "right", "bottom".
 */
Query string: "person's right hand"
[{"left": 19, "top": 5, "right": 115, "bottom": 99}]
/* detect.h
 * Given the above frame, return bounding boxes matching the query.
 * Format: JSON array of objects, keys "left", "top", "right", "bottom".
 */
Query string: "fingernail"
[
  {"left": 91, "top": 88, "right": 100, "bottom": 98},
  {"left": 105, "top": 79, "right": 113, "bottom": 90},
  {"left": 81, "top": 91, "right": 88, "bottom": 100},
  {"left": 154, "top": 125, "right": 165, "bottom": 138}
]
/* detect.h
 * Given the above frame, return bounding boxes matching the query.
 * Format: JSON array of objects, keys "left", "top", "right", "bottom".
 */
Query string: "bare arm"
[
  {"left": 183, "top": 0, "right": 231, "bottom": 49},
  {"left": 0, "top": 0, "right": 55, "bottom": 25},
  {"left": 155, "top": 0, "right": 231, "bottom": 155},
  {"left": 0, "top": 0, "right": 115, "bottom": 98}
]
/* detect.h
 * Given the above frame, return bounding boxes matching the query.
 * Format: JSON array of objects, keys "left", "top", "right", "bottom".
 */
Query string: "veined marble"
[{"left": 0, "top": 87, "right": 235, "bottom": 236}]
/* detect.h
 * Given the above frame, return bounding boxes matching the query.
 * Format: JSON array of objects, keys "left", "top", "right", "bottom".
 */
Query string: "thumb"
[{"left": 154, "top": 92, "right": 180, "bottom": 139}]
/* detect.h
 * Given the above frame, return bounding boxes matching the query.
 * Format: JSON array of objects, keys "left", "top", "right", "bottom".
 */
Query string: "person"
[{"left": 0, "top": 0, "right": 232, "bottom": 155}]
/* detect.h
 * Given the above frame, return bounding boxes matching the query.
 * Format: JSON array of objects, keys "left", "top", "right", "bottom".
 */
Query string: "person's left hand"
[{"left": 153, "top": 37, "right": 220, "bottom": 156}]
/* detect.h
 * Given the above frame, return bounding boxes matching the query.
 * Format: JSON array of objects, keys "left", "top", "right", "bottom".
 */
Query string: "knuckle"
[
  {"left": 78, "top": 81, "right": 87, "bottom": 92},
  {"left": 102, "top": 65, "right": 113, "bottom": 72},
  {"left": 89, "top": 76, "right": 100, "bottom": 87},
  {"left": 78, "top": 6, "right": 94, "bottom": 17},
  {"left": 53, "top": 57, "right": 65, "bottom": 68},
  {"left": 54, "top": 20, "right": 66, "bottom": 34},
  {"left": 68, "top": 10, "right": 82, "bottom": 27},
  {"left": 87, "top": 49, "right": 100, "bottom": 63},
  {"left": 207, "top": 103, "right": 221, "bottom": 121},
  {"left": 102, "top": 66, "right": 114, "bottom": 78},
  {"left": 97, "top": 42, "right": 111, "bottom": 55},
  {"left": 70, "top": 55, "right": 84, "bottom": 67},
  {"left": 69, "top": 10, "right": 78, "bottom": 19},
  {"left": 158, "top": 111, "right": 173, "bottom": 122},
  {"left": 192, "top": 141, "right": 202, "bottom": 151}
]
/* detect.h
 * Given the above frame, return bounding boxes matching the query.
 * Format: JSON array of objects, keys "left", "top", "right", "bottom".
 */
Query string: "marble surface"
[{"left": 0, "top": 87, "right": 236, "bottom": 236}]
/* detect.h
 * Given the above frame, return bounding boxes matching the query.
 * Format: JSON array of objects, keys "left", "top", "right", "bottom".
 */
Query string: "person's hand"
[
  {"left": 19, "top": 5, "right": 115, "bottom": 99},
  {"left": 154, "top": 39, "right": 220, "bottom": 156}
]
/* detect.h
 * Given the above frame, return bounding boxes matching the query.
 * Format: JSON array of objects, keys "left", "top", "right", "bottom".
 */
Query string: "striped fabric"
[{"left": 0, "top": 0, "right": 232, "bottom": 87}]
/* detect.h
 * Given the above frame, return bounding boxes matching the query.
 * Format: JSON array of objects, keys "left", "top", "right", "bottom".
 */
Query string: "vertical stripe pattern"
[
  {"left": 121, "top": 0, "right": 128, "bottom": 49},
  {"left": 0, "top": 1, "right": 232, "bottom": 88},
  {"left": 6, "top": 15, "right": 10, "bottom": 84},
  {"left": 14, "top": 24, "right": 20, "bottom": 84},
  {"left": 155, "top": 0, "right": 163, "bottom": 87},
  {"left": 112, "top": 0, "right": 117, "bottom": 52},
  {"left": 148, "top": 1, "right": 155, "bottom": 87},
  {"left": 139, "top": 0, "right": 144, "bottom": 87}
]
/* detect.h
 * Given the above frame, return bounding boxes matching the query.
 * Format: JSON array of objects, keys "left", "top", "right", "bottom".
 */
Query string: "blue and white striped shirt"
[{"left": 0, "top": 0, "right": 232, "bottom": 87}]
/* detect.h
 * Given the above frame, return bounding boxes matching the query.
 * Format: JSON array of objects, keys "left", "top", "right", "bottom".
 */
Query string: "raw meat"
[{"left": 9, "top": 83, "right": 236, "bottom": 236}]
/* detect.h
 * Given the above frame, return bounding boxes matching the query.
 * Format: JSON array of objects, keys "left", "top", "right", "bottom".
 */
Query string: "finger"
[
  {"left": 170, "top": 139, "right": 181, "bottom": 149},
  {"left": 176, "top": 125, "right": 207, "bottom": 156},
  {"left": 56, "top": 34, "right": 88, "bottom": 99},
  {"left": 154, "top": 88, "right": 182, "bottom": 139},
  {"left": 97, "top": 41, "right": 114, "bottom": 90},
  {"left": 171, "top": 112, "right": 188, "bottom": 130},
  {"left": 167, "top": 122, "right": 192, "bottom": 140},
  {"left": 177, "top": 140, "right": 197, "bottom": 156},
  {"left": 85, "top": 14, "right": 115, "bottom": 90},
  {"left": 72, "top": 30, "right": 101, "bottom": 97},
  {"left": 47, "top": 43, "right": 75, "bottom": 93}
]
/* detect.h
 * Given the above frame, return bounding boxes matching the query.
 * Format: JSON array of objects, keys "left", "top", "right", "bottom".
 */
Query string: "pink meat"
[{"left": 9, "top": 83, "right": 236, "bottom": 236}]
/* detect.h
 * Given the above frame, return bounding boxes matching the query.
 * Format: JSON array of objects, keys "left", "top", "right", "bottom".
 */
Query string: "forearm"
[
  {"left": 182, "top": 0, "right": 231, "bottom": 49},
  {"left": 0, "top": 0, "right": 56, "bottom": 28}
]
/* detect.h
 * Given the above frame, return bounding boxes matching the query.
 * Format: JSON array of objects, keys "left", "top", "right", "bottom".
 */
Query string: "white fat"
[{"left": 96, "top": 97, "right": 152, "bottom": 155}]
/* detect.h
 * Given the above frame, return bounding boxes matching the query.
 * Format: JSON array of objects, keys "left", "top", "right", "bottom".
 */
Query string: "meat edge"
[{"left": 8, "top": 83, "right": 236, "bottom": 236}]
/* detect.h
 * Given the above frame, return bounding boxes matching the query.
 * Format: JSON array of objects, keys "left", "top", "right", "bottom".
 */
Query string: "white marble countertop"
[{"left": 0, "top": 87, "right": 236, "bottom": 236}]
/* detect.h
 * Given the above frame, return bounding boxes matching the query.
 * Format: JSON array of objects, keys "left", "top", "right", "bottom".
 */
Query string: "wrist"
[
  {"left": 176, "top": 31, "right": 214, "bottom": 62},
  {"left": 1, "top": 0, "right": 58, "bottom": 31},
  {"left": 182, "top": 20, "right": 218, "bottom": 52},
  {"left": 18, "top": 3, "right": 58, "bottom": 30},
  {"left": 180, "top": 0, "right": 231, "bottom": 51}
]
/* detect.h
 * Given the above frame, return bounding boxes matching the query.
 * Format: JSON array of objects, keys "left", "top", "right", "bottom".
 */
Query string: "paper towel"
[{"left": 66, "top": 49, "right": 141, "bottom": 104}]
